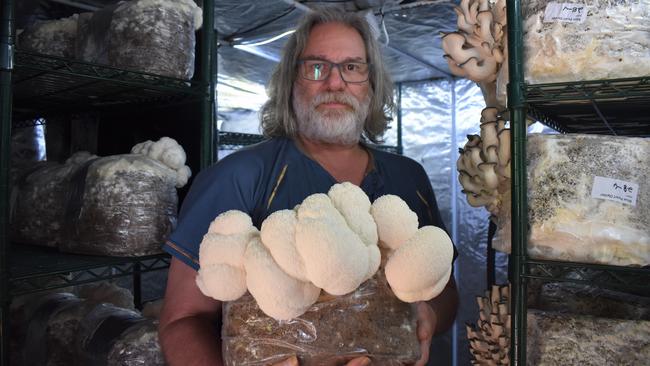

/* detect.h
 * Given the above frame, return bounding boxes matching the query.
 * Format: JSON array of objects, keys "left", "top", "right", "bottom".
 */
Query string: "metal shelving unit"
[
  {"left": 9, "top": 244, "right": 171, "bottom": 300},
  {"left": 506, "top": 1, "right": 650, "bottom": 365},
  {"left": 12, "top": 51, "right": 205, "bottom": 119},
  {"left": 0, "top": 1, "right": 216, "bottom": 365}
]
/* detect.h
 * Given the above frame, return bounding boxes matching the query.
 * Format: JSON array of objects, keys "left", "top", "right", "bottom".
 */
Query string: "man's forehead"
[{"left": 301, "top": 22, "right": 367, "bottom": 61}]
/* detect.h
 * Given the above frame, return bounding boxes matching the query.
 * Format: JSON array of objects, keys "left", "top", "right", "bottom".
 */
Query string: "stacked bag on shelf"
[
  {"left": 468, "top": 282, "right": 650, "bottom": 365},
  {"left": 492, "top": 133, "right": 650, "bottom": 268},
  {"left": 18, "top": 0, "right": 203, "bottom": 80},
  {"left": 10, "top": 136, "right": 191, "bottom": 256},
  {"left": 523, "top": 0, "right": 650, "bottom": 83},
  {"left": 12, "top": 282, "right": 165, "bottom": 366}
]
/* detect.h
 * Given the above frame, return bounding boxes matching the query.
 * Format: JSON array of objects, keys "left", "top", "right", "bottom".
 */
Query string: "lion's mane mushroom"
[
  {"left": 442, "top": 0, "right": 507, "bottom": 108},
  {"left": 197, "top": 183, "right": 455, "bottom": 320},
  {"left": 244, "top": 236, "right": 321, "bottom": 320},
  {"left": 457, "top": 107, "right": 510, "bottom": 217},
  {"left": 195, "top": 210, "right": 259, "bottom": 301},
  {"left": 295, "top": 191, "right": 376, "bottom": 296},
  {"left": 371, "top": 194, "right": 455, "bottom": 303}
]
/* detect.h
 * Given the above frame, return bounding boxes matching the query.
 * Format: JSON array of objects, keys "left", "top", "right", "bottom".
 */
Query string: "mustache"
[{"left": 311, "top": 92, "right": 360, "bottom": 110}]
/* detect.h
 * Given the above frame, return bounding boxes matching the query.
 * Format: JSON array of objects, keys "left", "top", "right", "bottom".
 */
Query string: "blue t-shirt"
[{"left": 164, "top": 137, "right": 447, "bottom": 270}]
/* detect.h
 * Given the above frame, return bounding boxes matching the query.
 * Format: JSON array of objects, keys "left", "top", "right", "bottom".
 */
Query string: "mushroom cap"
[
  {"left": 328, "top": 182, "right": 378, "bottom": 247},
  {"left": 295, "top": 216, "right": 369, "bottom": 295},
  {"left": 297, "top": 193, "right": 346, "bottom": 224},
  {"left": 245, "top": 237, "right": 321, "bottom": 320},
  {"left": 370, "top": 194, "right": 419, "bottom": 250},
  {"left": 196, "top": 264, "right": 247, "bottom": 301},
  {"left": 198, "top": 232, "right": 252, "bottom": 268},
  {"left": 207, "top": 210, "right": 255, "bottom": 235},
  {"left": 385, "top": 226, "right": 454, "bottom": 302},
  {"left": 391, "top": 267, "right": 452, "bottom": 303},
  {"left": 260, "top": 209, "right": 309, "bottom": 282}
]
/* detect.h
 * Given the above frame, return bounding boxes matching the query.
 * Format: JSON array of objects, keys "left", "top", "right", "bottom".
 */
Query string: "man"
[{"left": 159, "top": 7, "right": 458, "bottom": 366}]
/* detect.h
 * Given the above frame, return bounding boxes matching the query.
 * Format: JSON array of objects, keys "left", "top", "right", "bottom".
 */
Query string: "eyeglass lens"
[{"left": 300, "top": 60, "right": 369, "bottom": 82}]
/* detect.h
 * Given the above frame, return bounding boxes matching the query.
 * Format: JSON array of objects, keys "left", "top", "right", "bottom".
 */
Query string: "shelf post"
[
  {"left": 506, "top": 0, "right": 529, "bottom": 364},
  {"left": 200, "top": 0, "right": 216, "bottom": 169},
  {"left": 0, "top": 0, "right": 13, "bottom": 364}
]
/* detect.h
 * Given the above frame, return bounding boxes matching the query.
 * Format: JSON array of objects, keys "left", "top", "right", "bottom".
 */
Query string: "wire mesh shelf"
[
  {"left": 12, "top": 51, "right": 205, "bottom": 118},
  {"left": 524, "top": 259, "right": 650, "bottom": 295},
  {"left": 523, "top": 77, "right": 650, "bottom": 136},
  {"left": 9, "top": 243, "right": 170, "bottom": 296}
]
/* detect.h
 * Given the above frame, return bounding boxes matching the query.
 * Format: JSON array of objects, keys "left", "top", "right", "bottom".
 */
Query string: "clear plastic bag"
[
  {"left": 107, "top": 318, "right": 166, "bottom": 366},
  {"left": 76, "top": 303, "right": 145, "bottom": 366},
  {"left": 75, "top": 9, "right": 113, "bottom": 64},
  {"left": 18, "top": 14, "right": 79, "bottom": 58},
  {"left": 21, "top": 293, "right": 87, "bottom": 366},
  {"left": 10, "top": 160, "right": 86, "bottom": 247},
  {"left": 527, "top": 309, "right": 650, "bottom": 365},
  {"left": 494, "top": 134, "right": 650, "bottom": 267},
  {"left": 523, "top": 0, "right": 650, "bottom": 83},
  {"left": 106, "top": 0, "right": 202, "bottom": 80},
  {"left": 222, "top": 272, "right": 420, "bottom": 366},
  {"left": 61, "top": 154, "right": 178, "bottom": 256}
]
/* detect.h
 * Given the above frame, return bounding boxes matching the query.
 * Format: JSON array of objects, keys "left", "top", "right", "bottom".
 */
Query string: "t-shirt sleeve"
[{"left": 163, "top": 154, "right": 264, "bottom": 270}]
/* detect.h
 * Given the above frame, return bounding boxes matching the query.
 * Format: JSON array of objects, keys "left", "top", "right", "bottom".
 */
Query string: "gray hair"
[{"left": 260, "top": 7, "right": 395, "bottom": 144}]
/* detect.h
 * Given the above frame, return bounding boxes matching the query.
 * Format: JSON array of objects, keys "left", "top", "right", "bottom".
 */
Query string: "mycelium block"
[
  {"left": 523, "top": 0, "right": 650, "bottom": 83},
  {"left": 524, "top": 134, "right": 649, "bottom": 266},
  {"left": 527, "top": 309, "right": 650, "bottom": 365},
  {"left": 494, "top": 134, "right": 650, "bottom": 266}
]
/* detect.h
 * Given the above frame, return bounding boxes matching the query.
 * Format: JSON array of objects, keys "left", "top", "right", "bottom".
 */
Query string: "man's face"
[{"left": 292, "top": 22, "right": 371, "bottom": 145}]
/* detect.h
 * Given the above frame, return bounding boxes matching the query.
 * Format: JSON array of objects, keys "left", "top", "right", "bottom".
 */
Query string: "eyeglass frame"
[{"left": 296, "top": 58, "right": 372, "bottom": 83}]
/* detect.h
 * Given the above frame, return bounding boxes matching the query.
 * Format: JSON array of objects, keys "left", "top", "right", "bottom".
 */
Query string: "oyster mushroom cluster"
[
  {"left": 457, "top": 107, "right": 510, "bottom": 216},
  {"left": 467, "top": 284, "right": 511, "bottom": 365},
  {"left": 442, "top": 0, "right": 507, "bottom": 107}
]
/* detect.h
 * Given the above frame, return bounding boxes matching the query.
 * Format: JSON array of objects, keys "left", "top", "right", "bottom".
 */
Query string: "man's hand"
[
  {"left": 273, "top": 356, "right": 371, "bottom": 366},
  {"left": 272, "top": 356, "right": 299, "bottom": 366},
  {"left": 414, "top": 301, "right": 436, "bottom": 366}
]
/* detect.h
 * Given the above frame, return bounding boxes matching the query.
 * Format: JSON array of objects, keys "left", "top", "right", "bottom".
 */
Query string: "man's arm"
[{"left": 159, "top": 257, "right": 223, "bottom": 366}]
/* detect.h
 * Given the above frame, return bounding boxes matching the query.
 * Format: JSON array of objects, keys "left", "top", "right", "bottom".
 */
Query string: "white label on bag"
[
  {"left": 591, "top": 176, "right": 638, "bottom": 206},
  {"left": 543, "top": 2, "right": 588, "bottom": 23}
]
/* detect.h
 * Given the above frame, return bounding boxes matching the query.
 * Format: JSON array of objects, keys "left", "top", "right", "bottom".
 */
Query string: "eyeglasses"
[{"left": 298, "top": 59, "right": 370, "bottom": 83}]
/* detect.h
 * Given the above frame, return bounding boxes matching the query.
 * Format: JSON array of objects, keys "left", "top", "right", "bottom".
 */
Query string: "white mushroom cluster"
[
  {"left": 467, "top": 284, "right": 510, "bottom": 365},
  {"left": 371, "top": 195, "right": 454, "bottom": 303},
  {"left": 131, "top": 137, "right": 192, "bottom": 188},
  {"left": 442, "top": 0, "right": 507, "bottom": 107},
  {"left": 457, "top": 107, "right": 510, "bottom": 216},
  {"left": 196, "top": 183, "right": 455, "bottom": 320}
]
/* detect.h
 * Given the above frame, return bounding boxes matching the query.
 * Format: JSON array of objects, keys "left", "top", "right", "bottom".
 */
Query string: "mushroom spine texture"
[
  {"left": 131, "top": 136, "right": 192, "bottom": 188},
  {"left": 457, "top": 107, "right": 510, "bottom": 217},
  {"left": 196, "top": 182, "right": 455, "bottom": 320}
]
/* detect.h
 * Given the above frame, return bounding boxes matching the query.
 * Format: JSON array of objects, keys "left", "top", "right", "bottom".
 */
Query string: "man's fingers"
[
  {"left": 414, "top": 302, "right": 435, "bottom": 366},
  {"left": 414, "top": 337, "right": 431, "bottom": 366},
  {"left": 416, "top": 302, "right": 434, "bottom": 341},
  {"left": 273, "top": 355, "right": 299, "bottom": 366},
  {"left": 346, "top": 356, "right": 371, "bottom": 366}
]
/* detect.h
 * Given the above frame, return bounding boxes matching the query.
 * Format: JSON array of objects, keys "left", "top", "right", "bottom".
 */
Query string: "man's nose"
[{"left": 324, "top": 65, "right": 346, "bottom": 91}]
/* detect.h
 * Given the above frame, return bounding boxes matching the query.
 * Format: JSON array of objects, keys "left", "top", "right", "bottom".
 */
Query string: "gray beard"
[{"left": 293, "top": 91, "right": 370, "bottom": 145}]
